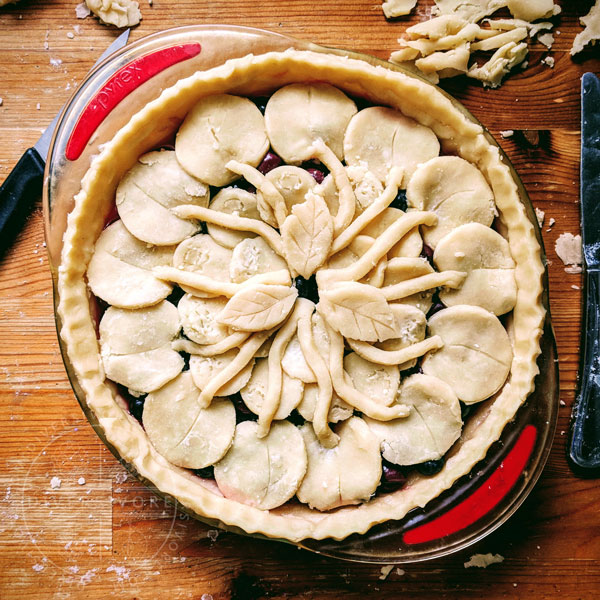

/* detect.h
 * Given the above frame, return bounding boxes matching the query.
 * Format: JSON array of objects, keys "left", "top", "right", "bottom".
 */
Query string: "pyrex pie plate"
[{"left": 43, "top": 25, "right": 559, "bottom": 564}]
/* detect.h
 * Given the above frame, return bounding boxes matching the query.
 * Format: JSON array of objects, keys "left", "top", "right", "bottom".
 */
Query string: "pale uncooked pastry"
[
  {"left": 99, "top": 300, "right": 183, "bottom": 392},
  {"left": 433, "top": 0, "right": 508, "bottom": 22},
  {"left": 214, "top": 420, "right": 307, "bottom": 510},
  {"left": 470, "top": 27, "right": 527, "bottom": 52},
  {"left": 315, "top": 174, "right": 340, "bottom": 218},
  {"left": 467, "top": 41, "right": 528, "bottom": 88},
  {"left": 217, "top": 284, "right": 298, "bottom": 331},
  {"left": 190, "top": 350, "right": 255, "bottom": 397},
  {"left": 143, "top": 372, "right": 236, "bottom": 469},
  {"left": 382, "top": 0, "right": 417, "bottom": 18},
  {"left": 230, "top": 237, "right": 288, "bottom": 284},
  {"left": 281, "top": 190, "right": 333, "bottom": 279},
  {"left": 102, "top": 345, "right": 184, "bottom": 393},
  {"left": 258, "top": 166, "right": 317, "bottom": 226},
  {"left": 365, "top": 374, "right": 462, "bottom": 465},
  {"left": 176, "top": 94, "right": 269, "bottom": 186},
  {"left": 362, "top": 207, "right": 423, "bottom": 259},
  {"left": 172, "top": 233, "right": 233, "bottom": 296},
  {"left": 383, "top": 257, "right": 435, "bottom": 313},
  {"left": 416, "top": 44, "right": 471, "bottom": 78},
  {"left": 99, "top": 300, "right": 180, "bottom": 355},
  {"left": 406, "top": 156, "right": 496, "bottom": 248},
  {"left": 86, "top": 0, "right": 141, "bottom": 28},
  {"left": 241, "top": 358, "right": 305, "bottom": 420},
  {"left": 116, "top": 151, "right": 209, "bottom": 246},
  {"left": 57, "top": 50, "right": 544, "bottom": 543},
  {"left": 344, "top": 352, "right": 400, "bottom": 407},
  {"left": 346, "top": 163, "right": 384, "bottom": 213},
  {"left": 297, "top": 417, "right": 381, "bottom": 511},
  {"left": 297, "top": 384, "right": 353, "bottom": 423},
  {"left": 422, "top": 305, "right": 513, "bottom": 404},
  {"left": 571, "top": 1, "right": 600, "bottom": 55},
  {"left": 344, "top": 106, "right": 440, "bottom": 183},
  {"left": 433, "top": 222, "right": 517, "bottom": 315},
  {"left": 264, "top": 83, "right": 357, "bottom": 163},
  {"left": 87, "top": 220, "right": 174, "bottom": 308},
  {"left": 177, "top": 294, "right": 230, "bottom": 345},
  {"left": 206, "top": 188, "right": 260, "bottom": 249},
  {"left": 281, "top": 334, "right": 316, "bottom": 383},
  {"left": 506, "top": 0, "right": 555, "bottom": 21}
]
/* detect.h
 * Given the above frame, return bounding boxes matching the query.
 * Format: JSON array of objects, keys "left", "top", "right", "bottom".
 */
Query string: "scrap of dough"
[
  {"left": 297, "top": 384, "right": 353, "bottom": 423},
  {"left": 383, "top": 257, "right": 436, "bottom": 313},
  {"left": 382, "top": 0, "right": 417, "bottom": 18},
  {"left": 464, "top": 553, "right": 505, "bottom": 568},
  {"left": 415, "top": 44, "right": 471, "bottom": 78},
  {"left": 190, "top": 351, "right": 254, "bottom": 397},
  {"left": 214, "top": 420, "right": 307, "bottom": 510},
  {"left": 365, "top": 373, "right": 462, "bottom": 465},
  {"left": 467, "top": 41, "right": 528, "bottom": 88},
  {"left": 177, "top": 295, "right": 229, "bottom": 346},
  {"left": 555, "top": 233, "right": 582, "bottom": 273},
  {"left": 143, "top": 372, "right": 235, "bottom": 469},
  {"left": 344, "top": 352, "right": 400, "bottom": 407},
  {"left": 433, "top": 0, "right": 508, "bottom": 23},
  {"left": 206, "top": 188, "right": 260, "bottom": 249},
  {"left": 85, "top": 0, "right": 141, "bottom": 28},
  {"left": 176, "top": 94, "right": 269, "bottom": 186},
  {"left": 506, "top": 0, "right": 555, "bottom": 22},
  {"left": 230, "top": 237, "right": 288, "bottom": 284},
  {"left": 571, "top": 1, "right": 600, "bottom": 55}
]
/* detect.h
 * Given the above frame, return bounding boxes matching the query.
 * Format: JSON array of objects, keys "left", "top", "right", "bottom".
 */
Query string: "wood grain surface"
[{"left": 1, "top": 1, "right": 599, "bottom": 598}]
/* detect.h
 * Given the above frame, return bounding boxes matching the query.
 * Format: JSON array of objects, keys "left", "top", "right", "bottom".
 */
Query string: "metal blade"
[
  {"left": 34, "top": 29, "right": 131, "bottom": 162},
  {"left": 581, "top": 72, "right": 600, "bottom": 270}
]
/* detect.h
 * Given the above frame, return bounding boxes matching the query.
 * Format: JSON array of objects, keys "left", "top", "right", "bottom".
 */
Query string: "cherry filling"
[
  {"left": 379, "top": 460, "right": 408, "bottom": 493},
  {"left": 258, "top": 151, "right": 283, "bottom": 175}
]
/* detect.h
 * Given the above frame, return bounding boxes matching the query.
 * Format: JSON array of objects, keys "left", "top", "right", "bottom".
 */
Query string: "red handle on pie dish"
[
  {"left": 402, "top": 424, "right": 537, "bottom": 545},
  {"left": 65, "top": 43, "right": 202, "bottom": 162}
]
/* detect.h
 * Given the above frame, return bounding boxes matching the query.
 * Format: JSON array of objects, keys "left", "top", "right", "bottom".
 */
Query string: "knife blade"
[
  {"left": 568, "top": 71, "right": 600, "bottom": 477},
  {"left": 0, "top": 29, "right": 130, "bottom": 255}
]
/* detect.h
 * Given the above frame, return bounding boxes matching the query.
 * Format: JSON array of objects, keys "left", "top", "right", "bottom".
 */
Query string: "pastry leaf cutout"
[
  {"left": 317, "top": 281, "right": 400, "bottom": 342},
  {"left": 217, "top": 284, "right": 298, "bottom": 332},
  {"left": 281, "top": 191, "right": 333, "bottom": 279}
]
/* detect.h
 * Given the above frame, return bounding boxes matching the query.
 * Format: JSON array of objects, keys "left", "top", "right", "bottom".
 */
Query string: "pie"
[{"left": 57, "top": 49, "right": 545, "bottom": 542}]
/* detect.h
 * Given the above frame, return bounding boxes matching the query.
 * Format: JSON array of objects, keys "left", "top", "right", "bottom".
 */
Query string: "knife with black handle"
[
  {"left": 568, "top": 72, "right": 600, "bottom": 477},
  {"left": 0, "top": 29, "right": 130, "bottom": 256}
]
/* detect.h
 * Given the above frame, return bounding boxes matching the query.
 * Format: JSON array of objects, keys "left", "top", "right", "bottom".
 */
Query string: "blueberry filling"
[
  {"left": 390, "top": 189, "right": 408, "bottom": 211},
  {"left": 293, "top": 274, "right": 319, "bottom": 302},
  {"left": 250, "top": 96, "right": 269, "bottom": 114},
  {"left": 416, "top": 458, "right": 445, "bottom": 476},
  {"left": 378, "top": 460, "right": 407, "bottom": 493},
  {"left": 230, "top": 392, "right": 257, "bottom": 423},
  {"left": 123, "top": 388, "right": 146, "bottom": 423},
  {"left": 193, "top": 465, "right": 215, "bottom": 479},
  {"left": 287, "top": 410, "right": 306, "bottom": 427}
]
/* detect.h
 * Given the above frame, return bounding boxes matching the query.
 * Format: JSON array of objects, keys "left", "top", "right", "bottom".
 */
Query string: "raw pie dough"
[{"left": 57, "top": 49, "right": 544, "bottom": 542}]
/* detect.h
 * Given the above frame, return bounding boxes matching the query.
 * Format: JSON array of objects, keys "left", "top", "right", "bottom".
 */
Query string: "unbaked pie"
[{"left": 58, "top": 49, "right": 544, "bottom": 542}]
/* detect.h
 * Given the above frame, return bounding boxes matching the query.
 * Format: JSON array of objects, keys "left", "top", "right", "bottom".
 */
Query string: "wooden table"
[{"left": 1, "top": 1, "right": 599, "bottom": 598}]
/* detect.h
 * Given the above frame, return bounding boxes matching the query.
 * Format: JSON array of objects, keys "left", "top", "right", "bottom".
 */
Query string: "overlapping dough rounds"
[
  {"left": 297, "top": 417, "right": 381, "bottom": 511},
  {"left": 175, "top": 94, "right": 269, "bottom": 186},
  {"left": 365, "top": 374, "right": 462, "bottom": 466},
  {"left": 297, "top": 383, "right": 353, "bottom": 423},
  {"left": 281, "top": 334, "right": 316, "bottom": 383},
  {"left": 406, "top": 156, "right": 496, "bottom": 248},
  {"left": 344, "top": 106, "right": 440, "bottom": 183},
  {"left": 99, "top": 300, "right": 183, "bottom": 393},
  {"left": 433, "top": 222, "right": 517, "bottom": 315},
  {"left": 264, "top": 83, "right": 357, "bottom": 163},
  {"left": 189, "top": 350, "right": 255, "bottom": 397},
  {"left": 257, "top": 166, "right": 317, "bottom": 227},
  {"left": 241, "top": 358, "right": 305, "bottom": 420},
  {"left": 383, "top": 257, "right": 435, "bottom": 313},
  {"left": 230, "top": 237, "right": 288, "bottom": 284},
  {"left": 422, "top": 305, "right": 513, "bottom": 404},
  {"left": 143, "top": 372, "right": 235, "bottom": 469},
  {"left": 362, "top": 207, "right": 423, "bottom": 258},
  {"left": 173, "top": 233, "right": 233, "bottom": 295},
  {"left": 116, "top": 150, "right": 210, "bottom": 246},
  {"left": 87, "top": 220, "right": 175, "bottom": 308},
  {"left": 344, "top": 352, "right": 400, "bottom": 406},
  {"left": 206, "top": 188, "right": 260, "bottom": 249},
  {"left": 177, "top": 294, "right": 229, "bottom": 345},
  {"left": 214, "top": 420, "right": 307, "bottom": 510}
]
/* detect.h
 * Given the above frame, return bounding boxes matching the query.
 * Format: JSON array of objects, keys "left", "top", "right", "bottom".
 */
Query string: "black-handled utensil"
[
  {"left": 0, "top": 29, "right": 130, "bottom": 256},
  {"left": 568, "top": 72, "right": 600, "bottom": 477}
]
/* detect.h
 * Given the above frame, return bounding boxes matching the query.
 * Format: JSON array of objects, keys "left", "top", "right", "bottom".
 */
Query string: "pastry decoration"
[{"left": 61, "top": 64, "right": 541, "bottom": 540}]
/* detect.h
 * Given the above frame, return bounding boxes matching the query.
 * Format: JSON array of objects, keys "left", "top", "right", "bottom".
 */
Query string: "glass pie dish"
[{"left": 43, "top": 25, "right": 559, "bottom": 564}]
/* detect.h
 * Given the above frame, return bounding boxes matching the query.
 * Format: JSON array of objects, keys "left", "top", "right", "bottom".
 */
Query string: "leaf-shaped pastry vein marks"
[
  {"left": 317, "top": 281, "right": 400, "bottom": 343},
  {"left": 281, "top": 191, "right": 333, "bottom": 279},
  {"left": 218, "top": 284, "right": 298, "bottom": 332}
]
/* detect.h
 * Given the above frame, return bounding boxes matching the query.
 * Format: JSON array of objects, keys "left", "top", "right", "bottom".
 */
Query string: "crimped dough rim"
[{"left": 57, "top": 49, "right": 545, "bottom": 542}]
